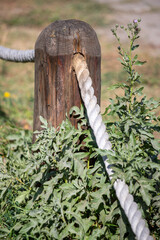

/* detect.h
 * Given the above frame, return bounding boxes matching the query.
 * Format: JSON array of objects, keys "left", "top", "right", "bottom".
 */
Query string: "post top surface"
[{"left": 35, "top": 19, "right": 101, "bottom": 56}]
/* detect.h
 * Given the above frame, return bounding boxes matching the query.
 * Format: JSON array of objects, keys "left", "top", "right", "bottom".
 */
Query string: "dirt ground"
[{"left": 95, "top": 0, "right": 160, "bottom": 56}]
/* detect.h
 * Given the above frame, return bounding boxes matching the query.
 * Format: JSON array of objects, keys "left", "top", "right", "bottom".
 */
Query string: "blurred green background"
[{"left": 0, "top": 0, "right": 160, "bottom": 152}]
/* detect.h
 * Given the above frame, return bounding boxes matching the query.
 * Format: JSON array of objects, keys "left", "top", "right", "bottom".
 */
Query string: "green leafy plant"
[
  {"left": 105, "top": 19, "right": 160, "bottom": 238},
  {"left": 0, "top": 107, "right": 125, "bottom": 240},
  {"left": 0, "top": 19, "right": 160, "bottom": 240}
]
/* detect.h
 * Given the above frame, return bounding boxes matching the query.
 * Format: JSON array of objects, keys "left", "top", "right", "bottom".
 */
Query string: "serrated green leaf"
[
  {"left": 129, "top": 131, "right": 136, "bottom": 147},
  {"left": 74, "top": 158, "right": 85, "bottom": 177},
  {"left": 60, "top": 183, "right": 79, "bottom": 200},
  {"left": 69, "top": 106, "right": 81, "bottom": 115},
  {"left": 105, "top": 200, "right": 119, "bottom": 222},
  {"left": 30, "top": 171, "right": 43, "bottom": 187},
  {"left": 19, "top": 220, "right": 37, "bottom": 234},
  {"left": 131, "top": 45, "right": 139, "bottom": 51},
  {"left": 134, "top": 87, "right": 144, "bottom": 96},
  {"left": 44, "top": 185, "right": 53, "bottom": 201},
  {"left": 39, "top": 116, "right": 48, "bottom": 128},
  {"left": 15, "top": 190, "right": 30, "bottom": 204},
  {"left": 99, "top": 209, "right": 107, "bottom": 225},
  {"left": 59, "top": 226, "right": 69, "bottom": 239},
  {"left": 76, "top": 200, "right": 89, "bottom": 213},
  {"left": 13, "top": 222, "right": 23, "bottom": 231},
  {"left": 50, "top": 226, "right": 59, "bottom": 238},
  {"left": 0, "top": 228, "right": 10, "bottom": 234},
  {"left": 133, "top": 54, "right": 138, "bottom": 60},
  {"left": 134, "top": 60, "right": 147, "bottom": 66},
  {"left": 124, "top": 120, "right": 131, "bottom": 135},
  {"left": 6, "top": 134, "right": 20, "bottom": 141},
  {"left": 102, "top": 106, "right": 110, "bottom": 116},
  {"left": 140, "top": 187, "right": 151, "bottom": 206},
  {"left": 151, "top": 139, "right": 160, "bottom": 151},
  {"left": 107, "top": 83, "right": 127, "bottom": 91},
  {"left": 66, "top": 211, "right": 85, "bottom": 234},
  {"left": 139, "top": 129, "right": 154, "bottom": 138},
  {"left": 74, "top": 152, "right": 89, "bottom": 159},
  {"left": 117, "top": 216, "right": 126, "bottom": 240},
  {"left": 81, "top": 218, "right": 94, "bottom": 233}
]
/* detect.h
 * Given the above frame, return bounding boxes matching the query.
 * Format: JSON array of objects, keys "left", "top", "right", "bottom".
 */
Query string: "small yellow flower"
[{"left": 4, "top": 91, "right": 11, "bottom": 98}]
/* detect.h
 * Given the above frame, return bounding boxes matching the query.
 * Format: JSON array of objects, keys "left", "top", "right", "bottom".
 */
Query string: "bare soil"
[{"left": 95, "top": 0, "right": 160, "bottom": 56}]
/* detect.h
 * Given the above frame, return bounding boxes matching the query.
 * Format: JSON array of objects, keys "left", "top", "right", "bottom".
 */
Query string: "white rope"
[
  {"left": 0, "top": 46, "right": 34, "bottom": 62},
  {"left": 73, "top": 53, "right": 153, "bottom": 240}
]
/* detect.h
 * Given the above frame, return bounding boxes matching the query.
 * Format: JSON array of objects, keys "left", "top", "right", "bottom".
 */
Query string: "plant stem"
[
  {"left": 128, "top": 39, "right": 134, "bottom": 113},
  {"left": 87, "top": 158, "right": 90, "bottom": 169}
]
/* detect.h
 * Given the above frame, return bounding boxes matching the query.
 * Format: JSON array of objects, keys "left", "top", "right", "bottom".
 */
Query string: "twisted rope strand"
[
  {"left": 0, "top": 46, "right": 35, "bottom": 62},
  {"left": 73, "top": 53, "right": 153, "bottom": 240}
]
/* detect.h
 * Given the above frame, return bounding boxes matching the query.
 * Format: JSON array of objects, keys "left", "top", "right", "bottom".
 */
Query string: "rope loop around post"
[{"left": 73, "top": 53, "right": 153, "bottom": 240}]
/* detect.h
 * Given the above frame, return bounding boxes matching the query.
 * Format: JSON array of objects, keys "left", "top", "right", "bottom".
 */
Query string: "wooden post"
[{"left": 33, "top": 19, "right": 101, "bottom": 140}]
